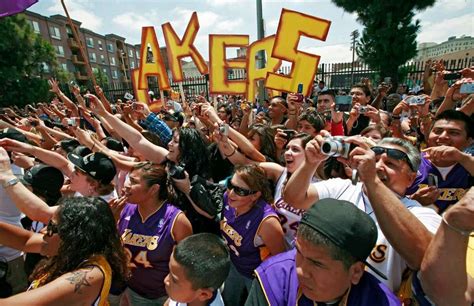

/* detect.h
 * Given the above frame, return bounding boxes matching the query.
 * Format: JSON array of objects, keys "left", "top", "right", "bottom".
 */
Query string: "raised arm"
[
  {"left": 420, "top": 187, "right": 474, "bottom": 305},
  {"left": 0, "top": 222, "right": 43, "bottom": 253},
  {"left": 87, "top": 94, "right": 169, "bottom": 164},
  {"left": 0, "top": 138, "right": 74, "bottom": 178},
  {"left": 0, "top": 147, "right": 55, "bottom": 223},
  {"left": 283, "top": 136, "right": 325, "bottom": 209}
]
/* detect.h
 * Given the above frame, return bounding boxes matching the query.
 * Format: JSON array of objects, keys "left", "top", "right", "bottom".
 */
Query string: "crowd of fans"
[{"left": 0, "top": 60, "right": 472, "bottom": 305}]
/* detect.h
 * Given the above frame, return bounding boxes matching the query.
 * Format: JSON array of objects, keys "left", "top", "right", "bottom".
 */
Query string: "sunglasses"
[
  {"left": 46, "top": 220, "right": 59, "bottom": 237},
  {"left": 226, "top": 178, "right": 257, "bottom": 197},
  {"left": 371, "top": 146, "right": 415, "bottom": 171}
]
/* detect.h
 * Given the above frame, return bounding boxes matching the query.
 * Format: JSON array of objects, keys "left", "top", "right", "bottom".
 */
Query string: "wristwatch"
[{"left": 2, "top": 177, "right": 19, "bottom": 188}]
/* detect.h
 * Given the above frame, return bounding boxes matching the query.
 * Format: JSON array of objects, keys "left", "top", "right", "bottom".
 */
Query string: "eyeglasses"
[
  {"left": 371, "top": 146, "right": 415, "bottom": 171},
  {"left": 226, "top": 178, "right": 257, "bottom": 197},
  {"left": 46, "top": 220, "right": 59, "bottom": 237}
]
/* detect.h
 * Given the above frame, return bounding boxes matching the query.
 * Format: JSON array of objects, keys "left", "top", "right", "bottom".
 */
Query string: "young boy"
[{"left": 164, "top": 233, "right": 230, "bottom": 306}]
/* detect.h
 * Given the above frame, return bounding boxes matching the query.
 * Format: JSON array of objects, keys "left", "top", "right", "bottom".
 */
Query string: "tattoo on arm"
[{"left": 65, "top": 267, "right": 94, "bottom": 294}]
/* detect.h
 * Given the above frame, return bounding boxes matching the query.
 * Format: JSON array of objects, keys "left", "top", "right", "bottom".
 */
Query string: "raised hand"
[{"left": 48, "top": 78, "right": 61, "bottom": 94}]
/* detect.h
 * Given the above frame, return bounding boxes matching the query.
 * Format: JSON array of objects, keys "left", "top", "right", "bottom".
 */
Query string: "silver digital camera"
[{"left": 321, "top": 136, "right": 351, "bottom": 158}]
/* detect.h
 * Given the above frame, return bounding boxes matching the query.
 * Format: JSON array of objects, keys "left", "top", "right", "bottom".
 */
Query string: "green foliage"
[
  {"left": 93, "top": 69, "right": 109, "bottom": 89},
  {"left": 0, "top": 14, "right": 58, "bottom": 106},
  {"left": 332, "top": 0, "right": 436, "bottom": 87}
]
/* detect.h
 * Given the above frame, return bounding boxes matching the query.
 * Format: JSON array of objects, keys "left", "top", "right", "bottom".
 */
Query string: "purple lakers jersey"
[
  {"left": 118, "top": 202, "right": 181, "bottom": 299},
  {"left": 406, "top": 155, "right": 472, "bottom": 213},
  {"left": 220, "top": 192, "right": 278, "bottom": 278},
  {"left": 255, "top": 249, "right": 401, "bottom": 306}
]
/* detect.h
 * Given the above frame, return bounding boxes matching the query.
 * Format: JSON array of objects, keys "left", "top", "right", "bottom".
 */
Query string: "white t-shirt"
[
  {"left": 168, "top": 290, "right": 224, "bottom": 306},
  {"left": 0, "top": 164, "right": 24, "bottom": 260},
  {"left": 314, "top": 178, "right": 441, "bottom": 292}
]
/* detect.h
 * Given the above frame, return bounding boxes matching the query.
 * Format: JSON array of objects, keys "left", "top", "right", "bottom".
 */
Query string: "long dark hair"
[
  {"left": 30, "top": 197, "right": 129, "bottom": 286},
  {"left": 176, "top": 128, "right": 210, "bottom": 178},
  {"left": 248, "top": 124, "right": 277, "bottom": 161}
]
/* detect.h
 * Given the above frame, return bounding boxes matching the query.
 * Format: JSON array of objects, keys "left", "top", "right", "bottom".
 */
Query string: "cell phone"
[
  {"left": 406, "top": 96, "right": 425, "bottom": 105},
  {"left": 460, "top": 83, "right": 474, "bottom": 94},
  {"left": 427, "top": 174, "right": 438, "bottom": 187},
  {"left": 335, "top": 95, "right": 352, "bottom": 112},
  {"left": 85, "top": 96, "right": 91, "bottom": 108},
  {"left": 124, "top": 92, "right": 134, "bottom": 100},
  {"left": 66, "top": 118, "right": 77, "bottom": 126},
  {"left": 295, "top": 83, "right": 304, "bottom": 102},
  {"left": 281, "top": 129, "right": 296, "bottom": 141},
  {"left": 443, "top": 72, "right": 462, "bottom": 80}
]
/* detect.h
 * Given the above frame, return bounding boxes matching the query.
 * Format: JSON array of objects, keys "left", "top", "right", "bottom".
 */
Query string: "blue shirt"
[{"left": 140, "top": 113, "right": 172, "bottom": 145}]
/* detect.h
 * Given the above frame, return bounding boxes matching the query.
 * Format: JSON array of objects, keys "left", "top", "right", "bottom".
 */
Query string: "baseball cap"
[
  {"left": 21, "top": 164, "right": 64, "bottom": 200},
  {"left": 0, "top": 128, "right": 27, "bottom": 143},
  {"left": 102, "top": 137, "right": 124, "bottom": 152},
  {"left": 67, "top": 152, "right": 116, "bottom": 185},
  {"left": 71, "top": 145, "right": 92, "bottom": 157},
  {"left": 59, "top": 139, "right": 80, "bottom": 153},
  {"left": 300, "top": 198, "right": 386, "bottom": 279}
]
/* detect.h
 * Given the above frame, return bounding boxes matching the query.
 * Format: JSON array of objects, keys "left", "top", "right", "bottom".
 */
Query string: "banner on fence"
[{"left": 133, "top": 8, "right": 331, "bottom": 103}]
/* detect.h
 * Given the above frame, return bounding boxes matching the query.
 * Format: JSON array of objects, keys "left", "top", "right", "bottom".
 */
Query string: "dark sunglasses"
[
  {"left": 46, "top": 220, "right": 59, "bottom": 237},
  {"left": 226, "top": 178, "right": 257, "bottom": 197},
  {"left": 371, "top": 146, "right": 415, "bottom": 171}
]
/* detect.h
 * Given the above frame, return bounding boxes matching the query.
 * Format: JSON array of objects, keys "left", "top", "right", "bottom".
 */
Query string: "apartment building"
[
  {"left": 23, "top": 10, "right": 141, "bottom": 87},
  {"left": 415, "top": 35, "right": 474, "bottom": 65}
]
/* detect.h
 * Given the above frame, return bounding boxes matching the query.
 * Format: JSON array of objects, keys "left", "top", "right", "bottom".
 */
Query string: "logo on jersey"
[
  {"left": 121, "top": 229, "right": 159, "bottom": 251},
  {"left": 220, "top": 218, "right": 243, "bottom": 246},
  {"left": 369, "top": 244, "right": 387, "bottom": 263}
]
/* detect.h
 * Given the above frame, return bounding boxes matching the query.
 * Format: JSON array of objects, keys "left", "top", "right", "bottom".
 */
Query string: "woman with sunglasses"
[
  {"left": 0, "top": 196, "right": 129, "bottom": 305},
  {"left": 220, "top": 164, "right": 285, "bottom": 306}
]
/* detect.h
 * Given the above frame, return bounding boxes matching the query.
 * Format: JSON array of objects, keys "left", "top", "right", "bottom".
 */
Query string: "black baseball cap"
[
  {"left": 21, "top": 164, "right": 64, "bottom": 200},
  {"left": 300, "top": 198, "right": 387, "bottom": 279},
  {"left": 0, "top": 128, "right": 27, "bottom": 143},
  {"left": 102, "top": 137, "right": 124, "bottom": 152},
  {"left": 67, "top": 152, "right": 116, "bottom": 185},
  {"left": 59, "top": 139, "right": 80, "bottom": 153}
]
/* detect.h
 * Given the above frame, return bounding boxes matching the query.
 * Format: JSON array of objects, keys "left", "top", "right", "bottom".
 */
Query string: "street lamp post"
[
  {"left": 350, "top": 30, "right": 359, "bottom": 86},
  {"left": 256, "top": 0, "right": 266, "bottom": 103}
]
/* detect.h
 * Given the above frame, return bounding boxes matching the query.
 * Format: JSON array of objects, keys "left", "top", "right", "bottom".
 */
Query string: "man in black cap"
[{"left": 245, "top": 198, "right": 400, "bottom": 305}]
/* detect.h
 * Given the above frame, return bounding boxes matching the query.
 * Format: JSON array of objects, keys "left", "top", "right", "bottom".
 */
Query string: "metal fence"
[{"left": 101, "top": 56, "right": 473, "bottom": 101}]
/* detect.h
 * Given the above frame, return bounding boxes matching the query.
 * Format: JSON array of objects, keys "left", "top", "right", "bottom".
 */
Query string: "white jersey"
[
  {"left": 274, "top": 168, "right": 319, "bottom": 248},
  {"left": 314, "top": 178, "right": 441, "bottom": 292},
  {"left": 168, "top": 289, "right": 224, "bottom": 306}
]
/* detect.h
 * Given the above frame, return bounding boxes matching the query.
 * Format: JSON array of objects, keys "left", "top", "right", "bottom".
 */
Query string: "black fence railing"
[{"left": 98, "top": 56, "right": 473, "bottom": 102}]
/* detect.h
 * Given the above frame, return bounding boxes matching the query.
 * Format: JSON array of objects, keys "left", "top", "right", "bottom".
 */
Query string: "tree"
[
  {"left": 332, "top": 0, "right": 436, "bottom": 87},
  {"left": 0, "top": 14, "right": 58, "bottom": 106},
  {"left": 93, "top": 69, "right": 109, "bottom": 89}
]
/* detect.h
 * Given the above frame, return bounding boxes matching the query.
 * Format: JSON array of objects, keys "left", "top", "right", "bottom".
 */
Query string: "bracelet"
[
  {"left": 225, "top": 148, "right": 236, "bottom": 158},
  {"left": 442, "top": 214, "right": 472, "bottom": 237}
]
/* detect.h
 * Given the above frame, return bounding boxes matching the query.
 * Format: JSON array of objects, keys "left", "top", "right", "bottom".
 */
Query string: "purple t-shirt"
[
  {"left": 406, "top": 155, "right": 472, "bottom": 213},
  {"left": 255, "top": 249, "right": 401, "bottom": 306},
  {"left": 220, "top": 192, "right": 278, "bottom": 278},
  {"left": 118, "top": 202, "right": 181, "bottom": 299}
]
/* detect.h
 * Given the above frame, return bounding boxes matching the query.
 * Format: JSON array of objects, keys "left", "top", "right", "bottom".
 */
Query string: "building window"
[
  {"left": 86, "top": 37, "right": 94, "bottom": 48},
  {"left": 100, "top": 54, "right": 106, "bottom": 64},
  {"left": 130, "top": 61, "right": 135, "bottom": 69},
  {"left": 92, "top": 67, "right": 99, "bottom": 73},
  {"left": 110, "top": 57, "right": 116, "bottom": 66},
  {"left": 66, "top": 26, "right": 72, "bottom": 35},
  {"left": 61, "top": 63, "right": 68, "bottom": 71},
  {"left": 136, "top": 50, "right": 140, "bottom": 59},
  {"left": 50, "top": 26, "right": 61, "bottom": 39},
  {"left": 89, "top": 52, "right": 97, "bottom": 63},
  {"left": 55, "top": 45, "right": 65, "bottom": 57},
  {"left": 107, "top": 43, "right": 114, "bottom": 52},
  {"left": 98, "top": 40, "right": 103, "bottom": 50},
  {"left": 112, "top": 70, "right": 118, "bottom": 79},
  {"left": 129, "top": 49, "right": 134, "bottom": 57},
  {"left": 103, "top": 68, "right": 108, "bottom": 74},
  {"left": 29, "top": 20, "right": 40, "bottom": 33}
]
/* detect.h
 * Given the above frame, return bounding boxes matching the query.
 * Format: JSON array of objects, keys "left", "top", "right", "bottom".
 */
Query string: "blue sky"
[{"left": 29, "top": 0, "right": 473, "bottom": 63}]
